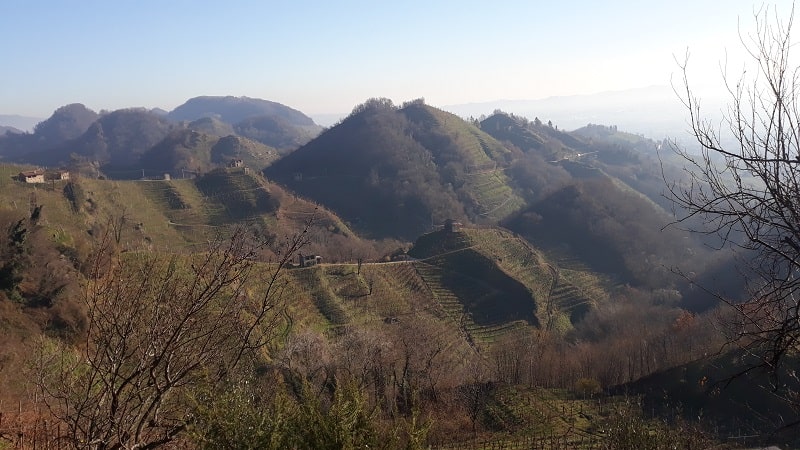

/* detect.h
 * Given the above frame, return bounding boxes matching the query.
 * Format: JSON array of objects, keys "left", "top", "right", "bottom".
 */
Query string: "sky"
[{"left": 0, "top": 1, "right": 788, "bottom": 118}]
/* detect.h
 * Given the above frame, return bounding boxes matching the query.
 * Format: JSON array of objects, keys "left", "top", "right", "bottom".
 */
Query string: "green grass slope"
[{"left": 0, "top": 164, "right": 383, "bottom": 261}]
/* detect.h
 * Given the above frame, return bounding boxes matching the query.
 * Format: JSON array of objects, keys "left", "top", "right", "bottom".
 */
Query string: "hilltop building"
[
  {"left": 16, "top": 169, "right": 70, "bottom": 184},
  {"left": 443, "top": 218, "right": 463, "bottom": 233},
  {"left": 298, "top": 254, "right": 322, "bottom": 268},
  {"left": 50, "top": 169, "right": 70, "bottom": 181},
  {"left": 17, "top": 169, "right": 45, "bottom": 183}
]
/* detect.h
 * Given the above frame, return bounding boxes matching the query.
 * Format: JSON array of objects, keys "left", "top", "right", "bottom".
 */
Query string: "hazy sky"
[{"left": 0, "top": 1, "right": 783, "bottom": 117}]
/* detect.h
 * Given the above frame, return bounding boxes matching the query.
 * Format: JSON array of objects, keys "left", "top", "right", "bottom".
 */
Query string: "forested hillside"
[{"left": 266, "top": 99, "right": 526, "bottom": 239}]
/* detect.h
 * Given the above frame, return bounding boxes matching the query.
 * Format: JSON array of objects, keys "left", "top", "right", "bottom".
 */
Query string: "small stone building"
[
  {"left": 47, "top": 169, "right": 70, "bottom": 181},
  {"left": 443, "top": 219, "right": 463, "bottom": 233},
  {"left": 17, "top": 169, "right": 45, "bottom": 183},
  {"left": 298, "top": 254, "right": 323, "bottom": 268}
]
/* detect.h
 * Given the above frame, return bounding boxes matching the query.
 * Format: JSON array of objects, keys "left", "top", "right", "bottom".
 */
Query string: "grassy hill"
[
  {"left": 408, "top": 226, "right": 611, "bottom": 337},
  {"left": 264, "top": 99, "right": 525, "bottom": 240},
  {"left": 0, "top": 165, "right": 380, "bottom": 262}
]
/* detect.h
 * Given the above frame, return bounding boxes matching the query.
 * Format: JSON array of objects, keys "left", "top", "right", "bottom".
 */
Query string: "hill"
[
  {"left": 17, "top": 109, "right": 285, "bottom": 177},
  {"left": 58, "top": 108, "right": 176, "bottom": 172},
  {"left": 0, "top": 104, "right": 99, "bottom": 161},
  {"left": 168, "top": 96, "right": 322, "bottom": 151},
  {"left": 262, "top": 106, "right": 732, "bottom": 309},
  {"left": 233, "top": 114, "right": 321, "bottom": 153},
  {"left": 68, "top": 168, "right": 385, "bottom": 260},
  {"left": 480, "top": 112, "right": 588, "bottom": 161},
  {"left": 264, "top": 99, "right": 525, "bottom": 240},
  {"left": 474, "top": 112, "right": 740, "bottom": 310},
  {"left": 187, "top": 116, "right": 235, "bottom": 137},
  {"left": 408, "top": 226, "right": 609, "bottom": 335},
  {"left": 32, "top": 104, "right": 100, "bottom": 143},
  {"left": 168, "top": 96, "right": 317, "bottom": 126},
  {"left": 0, "top": 99, "right": 321, "bottom": 174},
  {"left": 138, "top": 130, "right": 279, "bottom": 176}
]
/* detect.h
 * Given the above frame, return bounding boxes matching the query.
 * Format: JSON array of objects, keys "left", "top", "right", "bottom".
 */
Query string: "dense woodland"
[{"left": 0, "top": 94, "right": 796, "bottom": 449}]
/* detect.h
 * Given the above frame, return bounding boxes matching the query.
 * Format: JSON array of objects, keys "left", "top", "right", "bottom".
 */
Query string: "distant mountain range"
[{"left": 0, "top": 96, "right": 322, "bottom": 172}]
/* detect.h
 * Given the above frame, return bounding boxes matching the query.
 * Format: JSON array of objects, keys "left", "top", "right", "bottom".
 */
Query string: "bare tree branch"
[
  {"left": 34, "top": 217, "right": 312, "bottom": 449},
  {"left": 665, "top": 4, "right": 800, "bottom": 414}
]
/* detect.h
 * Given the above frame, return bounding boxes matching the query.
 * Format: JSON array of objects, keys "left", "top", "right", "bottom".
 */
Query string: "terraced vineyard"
[
  {"left": 195, "top": 169, "right": 277, "bottom": 224},
  {"left": 413, "top": 260, "right": 528, "bottom": 348},
  {"left": 463, "top": 170, "right": 526, "bottom": 221},
  {"left": 544, "top": 248, "right": 620, "bottom": 296},
  {"left": 139, "top": 180, "right": 223, "bottom": 231},
  {"left": 413, "top": 261, "right": 467, "bottom": 321},
  {"left": 460, "top": 228, "right": 553, "bottom": 307},
  {"left": 547, "top": 281, "right": 592, "bottom": 326},
  {"left": 296, "top": 266, "right": 350, "bottom": 326},
  {"left": 76, "top": 178, "right": 193, "bottom": 250},
  {"left": 365, "top": 262, "right": 433, "bottom": 319},
  {"left": 559, "top": 268, "right": 609, "bottom": 306},
  {"left": 424, "top": 106, "right": 526, "bottom": 222},
  {"left": 411, "top": 227, "right": 613, "bottom": 334}
]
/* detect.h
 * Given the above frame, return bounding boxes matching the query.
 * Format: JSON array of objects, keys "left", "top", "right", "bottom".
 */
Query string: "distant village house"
[
  {"left": 298, "top": 254, "right": 322, "bottom": 268},
  {"left": 443, "top": 219, "right": 463, "bottom": 233},
  {"left": 50, "top": 169, "right": 70, "bottom": 181},
  {"left": 17, "top": 169, "right": 45, "bottom": 183},
  {"left": 228, "top": 159, "right": 244, "bottom": 168},
  {"left": 16, "top": 169, "right": 70, "bottom": 184}
]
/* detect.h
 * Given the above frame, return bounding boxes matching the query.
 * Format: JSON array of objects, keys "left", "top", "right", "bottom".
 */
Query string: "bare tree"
[
  {"left": 667, "top": 5, "right": 800, "bottom": 405},
  {"left": 108, "top": 206, "right": 129, "bottom": 246},
  {"left": 34, "top": 222, "right": 310, "bottom": 449}
]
